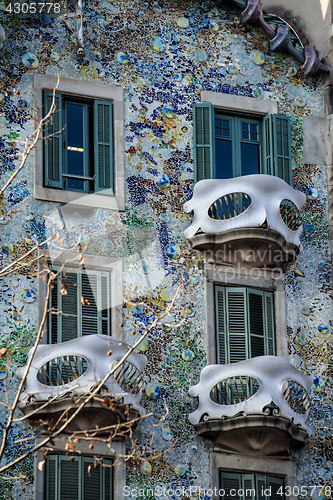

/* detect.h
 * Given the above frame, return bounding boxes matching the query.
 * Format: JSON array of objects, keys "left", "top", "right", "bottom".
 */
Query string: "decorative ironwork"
[
  {"left": 208, "top": 193, "right": 251, "bottom": 220},
  {"left": 279, "top": 199, "right": 302, "bottom": 231},
  {"left": 37, "top": 355, "right": 88, "bottom": 386},
  {"left": 283, "top": 380, "right": 311, "bottom": 415},
  {"left": 210, "top": 375, "right": 259, "bottom": 405}
]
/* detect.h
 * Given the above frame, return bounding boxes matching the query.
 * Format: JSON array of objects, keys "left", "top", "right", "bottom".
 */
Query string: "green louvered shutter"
[
  {"left": 44, "top": 92, "right": 63, "bottom": 188},
  {"left": 49, "top": 269, "right": 111, "bottom": 343},
  {"left": 94, "top": 100, "right": 113, "bottom": 192},
  {"left": 221, "top": 472, "right": 242, "bottom": 500},
  {"left": 59, "top": 456, "right": 80, "bottom": 500},
  {"left": 226, "top": 288, "right": 248, "bottom": 363},
  {"left": 256, "top": 474, "right": 267, "bottom": 500},
  {"left": 83, "top": 457, "right": 101, "bottom": 500},
  {"left": 267, "top": 476, "right": 284, "bottom": 500},
  {"left": 248, "top": 289, "right": 265, "bottom": 358},
  {"left": 46, "top": 455, "right": 57, "bottom": 500},
  {"left": 264, "top": 292, "right": 275, "bottom": 355},
  {"left": 262, "top": 114, "right": 274, "bottom": 176},
  {"left": 60, "top": 272, "right": 79, "bottom": 343},
  {"left": 104, "top": 460, "right": 113, "bottom": 500},
  {"left": 215, "top": 286, "right": 227, "bottom": 364},
  {"left": 273, "top": 114, "right": 292, "bottom": 185},
  {"left": 242, "top": 474, "right": 255, "bottom": 500},
  {"left": 193, "top": 103, "right": 215, "bottom": 182}
]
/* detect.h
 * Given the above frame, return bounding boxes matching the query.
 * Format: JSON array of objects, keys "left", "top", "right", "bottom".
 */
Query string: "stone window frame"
[
  {"left": 38, "top": 251, "right": 123, "bottom": 344},
  {"left": 205, "top": 264, "right": 289, "bottom": 365},
  {"left": 33, "top": 74, "right": 125, "bottom": 211},
  {"left": 210, "top": 452, "right": 297, "bottom": 500},
  {"left": 200, "top": 90, "right": 278, "bottom": 117},
  {"left": 34, "top": 438, "right": 125, "bottom": 500}
]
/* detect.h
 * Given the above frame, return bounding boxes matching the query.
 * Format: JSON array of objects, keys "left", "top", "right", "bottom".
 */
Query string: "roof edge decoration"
[{"left": 221, "top": 0, "right": 330, "bottom": 76}]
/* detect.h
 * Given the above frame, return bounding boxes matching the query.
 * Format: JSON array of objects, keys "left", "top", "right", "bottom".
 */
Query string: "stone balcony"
[
  {"left": 16, "top": 334, "right": 147, "bottom": 436},
  {"left": 188, "top": 356, "right": 312, "bottom": 457},
  {"left": 183, "top": 175, "right": 306, "bottom": 267}
]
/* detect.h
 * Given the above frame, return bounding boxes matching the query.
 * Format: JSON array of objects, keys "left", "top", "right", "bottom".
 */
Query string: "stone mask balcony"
[
  {"left": 188, "top": 356, "right": 312, "bottom": 457},
  {"left": 16, "top": 334, "right": 147, "bottom": 436},
  {"left": 183, "top": 175, "right": 306, "bottom": 267}
]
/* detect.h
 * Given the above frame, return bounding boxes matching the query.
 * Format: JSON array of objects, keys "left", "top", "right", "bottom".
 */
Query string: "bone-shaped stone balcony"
[
  {"left": 16, "top": 335, "right": 147, "bottom": 434},
  {"left": 183, "top": 175, "right": 306, "bottom": 266},
  {"left": 188, "top": 356, "right": 312, "bottom": 457}
]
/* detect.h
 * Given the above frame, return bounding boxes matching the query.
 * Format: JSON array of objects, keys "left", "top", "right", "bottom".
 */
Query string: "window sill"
[{"left": 34, "top": 184, "right": 125, "bottom": 210}]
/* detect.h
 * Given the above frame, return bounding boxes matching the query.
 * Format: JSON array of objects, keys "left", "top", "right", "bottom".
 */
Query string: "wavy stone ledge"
[
  {"left": 195, "top": 415, "right": 309, "bottom": 457},
  {"left": 187, "top": 227, "right": 300, "bottom": 267},
  {"left": 21, "top": 396, "right": 139, "bottom": 436}
]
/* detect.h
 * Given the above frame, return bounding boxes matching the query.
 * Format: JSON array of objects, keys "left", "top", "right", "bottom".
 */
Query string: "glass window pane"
[
  {"left": 215, "top": 138, "right": 233, "bottom": 179},
  {"left": 66, "top": 103, "right": 85, "bottom": 191},
  {"left": 250, "top": 124, "right": 258, "bottom": 133},
  {"left": 250, "top": 132, "right": 258, "bottom": 141},
  {"left": 215, "top": 118, "right": 222, "bottom": 135},
  {"left": 242, "top": 123, "right": 249, "bottom": 131},
  {"left": 241, "top": 143, "right": 260, "bottom": 176}
]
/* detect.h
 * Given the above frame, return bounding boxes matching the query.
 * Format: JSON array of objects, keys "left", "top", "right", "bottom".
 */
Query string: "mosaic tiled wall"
[{"left": 0, "top": 0, "right": 332, "bottom": 498}]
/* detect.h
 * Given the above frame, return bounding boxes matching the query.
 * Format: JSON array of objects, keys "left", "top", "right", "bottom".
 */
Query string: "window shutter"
[
  {"left": 83, "top": 457, "right": 101, "bottom": 500},
  {"left": 101, "top": 272, "right": 111, "bottom": 335},
  {"left": 256, "top": 474, "right": 267, "bottom": 500},
  {"left": 221, "top": 472, "right": 242, "bottom": 500},
  {"left": 273, "top": 114, "right": 292, "bottom": 185},
  {"left": 193, "top": 103, "right": 215, "bottom": 182},
  {"left": 50, "top": 275, "right": 60, "bottom": 344},
  {"left": 242, "top": 474, "right": 255, "bottom": 500},
  {"left": 59, "top": 456, "right": 80, "bottom": 500},
  {"left": 262, "top": 115, "right": 274, "bottom": 176},
  {"left": 226, "top": 288, "right": 248, "bottom": 363},
  {"left": 46, "top": 455, "right": 57, "bottom": 500},
  {"left": 264, "top": 292, "right": 275, "bottom": 355},
  {"left": 81, "top": 272, "right": 99, "bottom": 336},
  {"left": 248, "top": 289, "right": 265, "bottom": 358},
  {"left": 215, "top": 286, "right": 227, "bottom": 364},
  {"left": 94, "top": 100, "right": 113, "bottom": 192},
  {"left": 44, "top": 92, "right": 63, "bottom": 188},
  {"left": 103, "top": 460, "right": 113, "bottom": 500},
  {"left": 61, "top": 272, "right": 79, "bottom": 342},
  {"left": 267, "top": 476, "right": 284, "bottom": 500}
]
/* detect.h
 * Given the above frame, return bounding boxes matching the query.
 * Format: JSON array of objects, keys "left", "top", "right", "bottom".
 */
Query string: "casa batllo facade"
[{"left": 0, "top": 0, "right": 333, "bottom": 499}]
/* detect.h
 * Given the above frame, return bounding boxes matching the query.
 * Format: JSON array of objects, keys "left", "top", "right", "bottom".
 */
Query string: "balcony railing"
[
  {"left": 184, "top": 174, "right": 306, "bottom": 262},
  {"left": 16, "top": 334, "right": 147, "bottom": 418},
  {"left": 188, "top": 356, "right": 312, "bottom": 456}
]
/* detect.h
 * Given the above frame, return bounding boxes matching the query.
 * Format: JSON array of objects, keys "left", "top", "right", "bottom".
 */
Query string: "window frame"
[
  {"left": 48, "top": 266, "right": 112, "bottom": 344},
  {"left": 214, "top": 285, "right": 276, "bottom": 365},
  {"left": 33, "top": 74, "right": 124, "bottom": 210},
  {"left": 210, "top": 453, "right": 297, "bottom": 500},
  {"left": 205, "top": 264, "right": 288, "bottom": 365},
  {"left": 194, "top": 91, "right": 293, "bottom": 184},
  {"left": 38, "top": 251, "right": 123, "bottom": 345},
  {"left": 214, "top": 112, "right": 262, "bottom": 179},
  {"left": 34, "top": 438, "right": 125, "bottom": 500},
  {"left": 220, "top": 470, "right": 284, "bottom": 500}
]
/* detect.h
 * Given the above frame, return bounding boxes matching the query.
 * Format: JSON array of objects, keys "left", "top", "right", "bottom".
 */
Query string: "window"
[
  {"left": 215, "top": 286, "right": 275, "bottom": 364},
  {"left": 49, "top": 268, "right": 111, "bottom": 343},
  {"left": 44, "top": 92, "right": 112, "bottom": 194},
  {"left": 33, "top": 74, "right": 124, "bottom": 210},
  {"left": 193, "top": 103, "right": 291, "bottom": 184},
  {"left": 45, "top": 455, "right": 113, "bottom": 500},
  {"left": 220, "top": 471, "right": 284, "bottom": 500}
]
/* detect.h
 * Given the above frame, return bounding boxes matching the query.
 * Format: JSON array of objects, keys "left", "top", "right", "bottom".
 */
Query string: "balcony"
[
  {"left": 188, "top": 356, "right": 312, "bottom": 457},
  {"left": 16, "top": 334, "right": 147, "bottom": 436},
  {"left": 183, "top": 175, "right": 306, "bottom": 267}
]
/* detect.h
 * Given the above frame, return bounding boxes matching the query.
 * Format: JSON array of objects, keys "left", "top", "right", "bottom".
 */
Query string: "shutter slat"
[
  {"left": 215, "top": 286, "right": 226, "bottom": 364},
  {"left": 83, "top": 458, "right": 101, "bottom": 500},
  {"left": 46, "top": 455, "right": 57, "bottom": 500},
  {"left": 44, "top": 92, "right": 63, "bottom": 188},
  {"left": 262, "top": 114, "right": 274, "bottom": 176},
  {"left": 94, "top": 100, "right": 113, "bottom": 192},
  {"left": 193, "top": 103, "right": 215, "bottom": 182},
  {"left": 273, "top": 114, "right": 292, "bottom": 185},
  {"left": 60, "top": 458, "right": 79, "bottom": 500}
]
